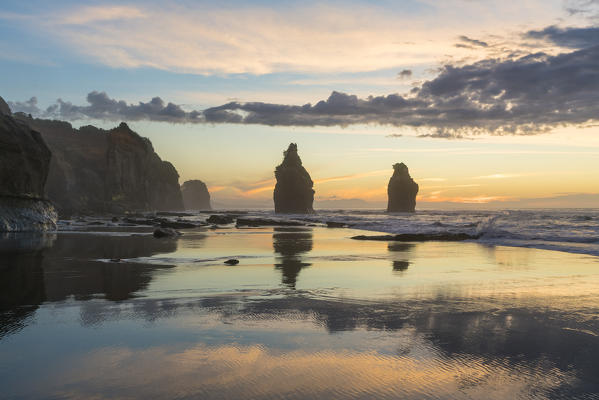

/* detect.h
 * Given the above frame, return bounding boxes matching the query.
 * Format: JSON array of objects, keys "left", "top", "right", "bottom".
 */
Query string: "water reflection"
[
  {"left": 388, "top": 242, "right": 413, "bottom": 273},
  {"left": 0, "top": 233, "right": 179, "bottom": 336},
  {"left": 1, "top": 228, "right": 599, "bottom": 398},
  {"left": 273, "top": 228, "right": 313, "bottom": 288},
  {"left": 0, "top": 252, "right": 45, "bottom": 338}
]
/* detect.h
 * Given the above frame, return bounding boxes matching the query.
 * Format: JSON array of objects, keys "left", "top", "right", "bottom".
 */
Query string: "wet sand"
[{"left": 1, "top": 225, "right": 598, "bottom": 399}]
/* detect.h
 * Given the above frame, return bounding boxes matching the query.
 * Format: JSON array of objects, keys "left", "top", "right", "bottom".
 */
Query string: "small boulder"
[
  {"left": 224, "top": 259, "right": 239, "bottom": 265},
  {"left": 207, "top": 214, "right": 234, "bottom": 224},
  {"left": 153, "top": 227, "right": 180, "bottom": 238},
  {"left": 326, "top": 221, "right": 347, "bottom": 228}
]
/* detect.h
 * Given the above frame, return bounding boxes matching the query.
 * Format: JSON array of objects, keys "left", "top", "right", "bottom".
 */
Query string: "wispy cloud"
[
  {"left": 59, "top": 6, "right": 146, "bottom": 25},
  {"left": 314, "top": 170, "right": 389, "bottom": 184},
  {"left": 473, "top": 173, "right": 523, "bottom": 179},
  {"left": 0, "top": 1, "right": 560, "bottom": 75}
]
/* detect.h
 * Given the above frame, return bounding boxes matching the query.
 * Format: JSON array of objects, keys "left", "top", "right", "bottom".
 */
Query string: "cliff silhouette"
[{"left": 14, "top": 114, "right": 184, "bottom": 215}]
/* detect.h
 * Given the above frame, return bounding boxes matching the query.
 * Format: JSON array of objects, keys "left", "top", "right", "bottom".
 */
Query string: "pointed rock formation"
[
  {"left": 387, "top": 163, "right": 418, "bottom": 212},
  {"left": 273, "top": 143, "right": 314, "bottom": 214},
  {"left": 181, "top": 180, "right": 211, "bottom": 210},
  {"left": 0, "top": 97, "right": 57, "bottom": 231}
]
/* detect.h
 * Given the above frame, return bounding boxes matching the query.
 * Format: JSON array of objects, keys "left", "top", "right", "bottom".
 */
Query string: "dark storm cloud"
[
  {"left": 7, "top": 97, "right": 40, "bottom": 114},
  {"left": 203, "top": 44, "right": 599, "bottom": 135},
  {"left": 9, "top": 27, "right": 599, "bottom": 137},
  {"left": 11, "top": 91, "right": 203, "bottom": 123},
  {"left": 525, "top": 25, "right": 599, "bottom": 48},
  {"left": 458, "top": 35, "right": 489, "bottom": 47}
]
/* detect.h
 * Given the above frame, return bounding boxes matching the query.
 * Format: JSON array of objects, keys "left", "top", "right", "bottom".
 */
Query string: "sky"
[{"left": 1, "top": 0, "right": 599, "bottom": 208}]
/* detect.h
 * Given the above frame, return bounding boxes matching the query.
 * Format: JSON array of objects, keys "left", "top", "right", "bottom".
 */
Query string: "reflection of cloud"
[{"left": 46, "top": 343, "right": 570, "bottom": 399}]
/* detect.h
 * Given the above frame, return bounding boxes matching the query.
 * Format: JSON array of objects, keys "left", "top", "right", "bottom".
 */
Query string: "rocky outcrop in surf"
[
  {"left": 387, "top": 163, "right": 418, "bottom": 213},
  {"left": 14, "top": 115, "right": 184, "bottom": 215},
  {"left": 273, "top": 143, "right": 314, "bottom": 214},
  {"left": 181, "top": 180, "right": 211, "bottom": 210},
  {"left": 0, "top": 98, "right": 57, "bottom": 231}
]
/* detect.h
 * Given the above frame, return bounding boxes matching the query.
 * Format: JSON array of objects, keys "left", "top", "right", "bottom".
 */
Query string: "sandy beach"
[{"left": 1, "top": 222, "right": 598, "bottom": 399}]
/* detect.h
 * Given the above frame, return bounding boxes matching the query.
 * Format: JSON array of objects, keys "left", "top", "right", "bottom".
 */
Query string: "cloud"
[
  {"left": 458, "top": 35, "right": 489, "bottom": 48},
  {"left": 11, "top": 24, "right": 599, "bottom": 137},
  {"left": 397, "top": 69, "right": 413, "bottom": 79},
  {"left": 7, "top": 97, "right": 39, "bottom": 114},
  {"left": 10, "top": 91, "right": 202, "bottom": 123},
  {"left": 59, "top": 6, "right": 146, "bottom": 25},
  {"left": 1, "top": 1, "right": 566, "bottom": 75},
  {"left": 473, "top": 173, "right": 523, "bottom": 179},
  {"left": 200, "top": 43, "right": 599, "bottom": 135},
  {"left": 525, "top": 25, "right": 599, "bottom": 48}
]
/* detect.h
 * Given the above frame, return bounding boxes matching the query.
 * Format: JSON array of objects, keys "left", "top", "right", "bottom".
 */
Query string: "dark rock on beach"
[
  {"left": 153, "top": 227, "right": 180, "bottom": 238},
  {"left": 387, "top": 163, "right": 419, "bottom": 213},
  {"left": 351, "top": 233, "right": 480, "bottom": 241},
  {"left": 158, "top": 219, "right": 198, "bottom": 229},
  {"left": 326, "top": 221, "right": 348, "bottom": 228},
  {"left": 207, "top": 215, "right": 234, "bottom": 225},
  {"left": 0, "top": 98, "right": 57, "bottom": 231},
  {"left": 224, "top": 259, "right": 239, "bottom": 265},
  {"left": 181, "top": 180, "right": 211, "bottom": 210},
  {"left": 273, "top": 143, "right": 314, "bottom": 214},
  {"left": 236, "top": 218, "right": 304, "bottom": 227}
]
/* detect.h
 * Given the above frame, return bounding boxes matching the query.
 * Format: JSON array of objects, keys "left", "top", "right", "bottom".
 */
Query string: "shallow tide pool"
[{"left": 1, "top": 226, "right": 598, "bottom": 399}]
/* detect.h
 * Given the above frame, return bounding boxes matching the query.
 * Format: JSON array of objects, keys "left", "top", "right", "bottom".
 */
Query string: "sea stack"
[
  {"left": 273, "top": 143, "right": 315, "bottom": 214},
  {"left": 387, "top": 163, "right": 418, "bottom": 213},
  {"left": 0, "top": 97, "right": 57, "bottom": 231},
  {"left": 181, "top": 180, "right": 211, "bottom": 210}
]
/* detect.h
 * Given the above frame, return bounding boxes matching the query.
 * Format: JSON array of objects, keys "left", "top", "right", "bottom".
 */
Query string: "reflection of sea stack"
[
  {"left": 273, "top": 228, "right": 313, "bottom": 288},
  {"left": 273, "top": 143, "right": 315, "bottom": 214},
  {"left": 387, "top": 163, "right": 418, "bottom": 212},
  {"left": 181, "top": 180, "right": 211, "bottom": 210}
]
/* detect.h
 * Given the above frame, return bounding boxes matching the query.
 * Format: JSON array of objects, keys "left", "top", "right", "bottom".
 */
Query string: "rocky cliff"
[
  {"left": 0, "top": 98, "right": 57, "bottom": 231},
  {"left": 273, "top": 143, "right": 314, "bottom": 214},
  {"left": 181, "top": 180, "right": 211, "bottom": 210},
  {"left": 14, "top": 115, "right": 184, "bottom": 215},
  {"left": 387, "top": 163, "right": 419, "bottom": 212}
]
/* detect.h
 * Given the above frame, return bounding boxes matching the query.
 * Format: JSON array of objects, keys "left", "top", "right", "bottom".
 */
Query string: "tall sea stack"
[
  {"left": 273, "top": 143, "right": 314, "bottom": 214},
  {"left": 0, "top": 97, "right": 57, "bottom": 231},
  {"left": 181, "top": 180, "right": 211, "bottom": 210},
  {"left": 387, "top": 163, "right": 418, "bottom": 213}
]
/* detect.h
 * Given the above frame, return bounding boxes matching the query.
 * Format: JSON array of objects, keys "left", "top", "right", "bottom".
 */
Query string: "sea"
[{"left": 211, "top": 208, "right": 599, "bottom": 257}]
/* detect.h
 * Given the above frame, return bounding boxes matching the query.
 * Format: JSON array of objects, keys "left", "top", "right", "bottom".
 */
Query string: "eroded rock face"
[
  {"left": 273, "top": 143, "right": 314, "bottom": 214},
  {"left": 387, "top": 163, "right": 418, "bottom": 213},
  {"left": 14, "top": 116, "right": 184, "bottom": 215},
  {"left": 106, "top": 123, "right": 184, "bottom": 212},
  {"left": 181, "top": 180, "right": 211, "bottom": 210},
  {"left": 0, "top": 100, "right": 57, "bottom": 231}
]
